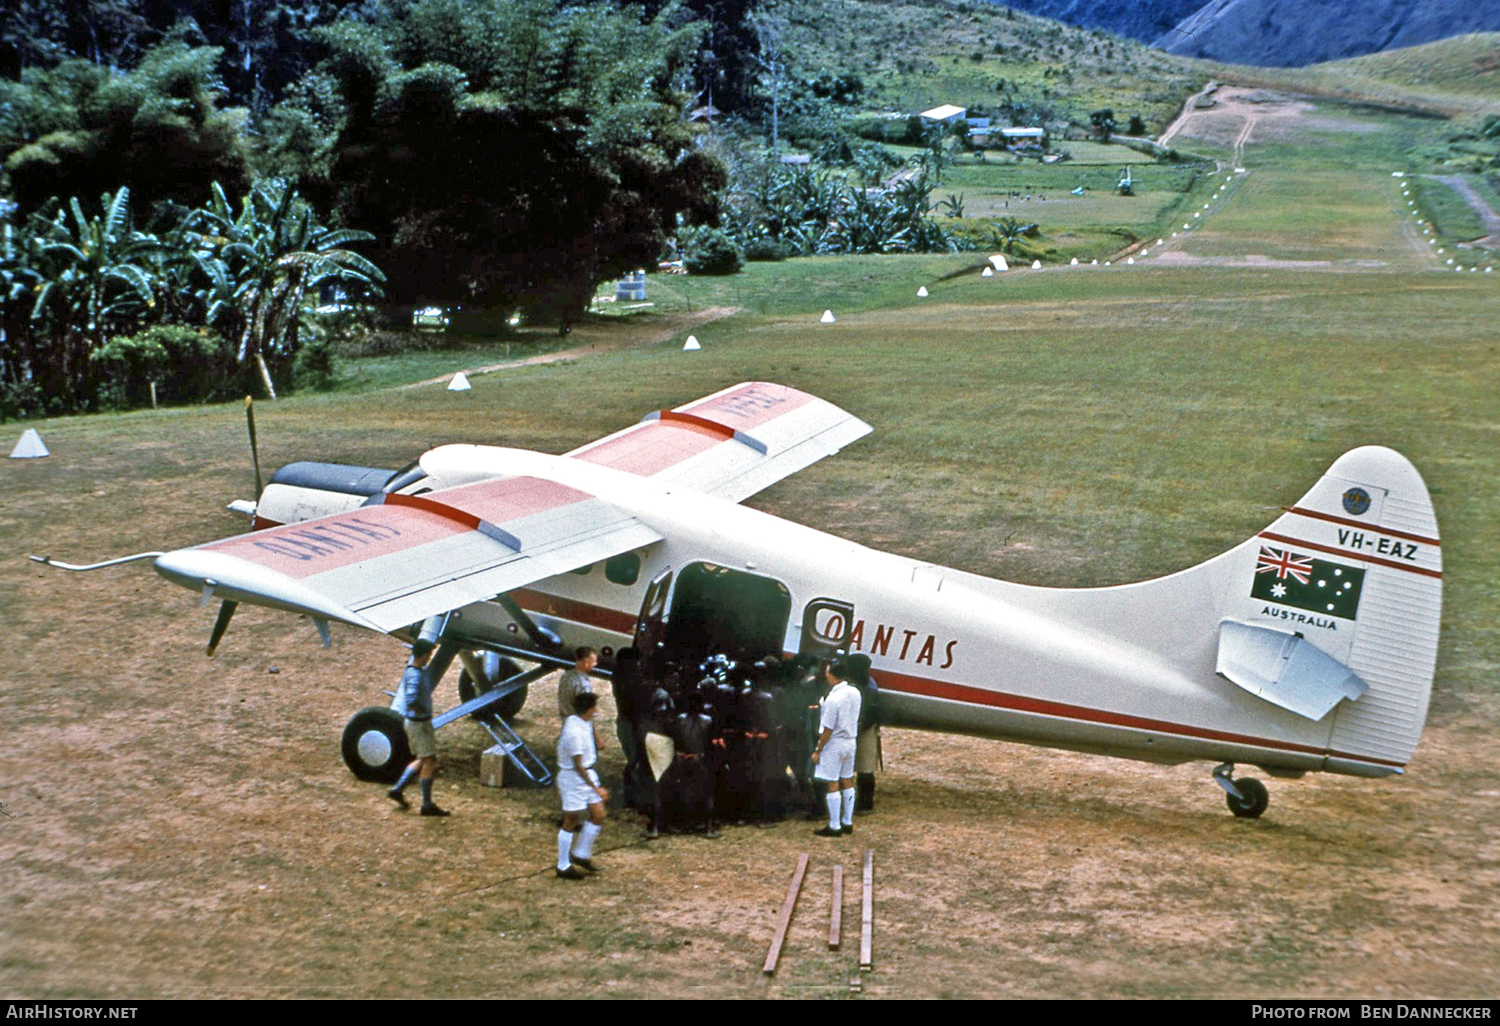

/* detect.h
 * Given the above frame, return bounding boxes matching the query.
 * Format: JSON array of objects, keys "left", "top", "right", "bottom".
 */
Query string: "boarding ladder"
[{"left": 431, "top": 664, "right": 555, "bottom": 786}]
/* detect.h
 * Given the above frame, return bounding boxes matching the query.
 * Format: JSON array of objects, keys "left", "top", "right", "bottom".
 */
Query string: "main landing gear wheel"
[
  {"left": 341, "top": 707, "right": 411, "bottom": 783},
  {"left": 1226, "top": 777, "right": 1270, "bottom": 819},
  {"left": 457, "top": 656, "right": 528, "bottom": 724}
]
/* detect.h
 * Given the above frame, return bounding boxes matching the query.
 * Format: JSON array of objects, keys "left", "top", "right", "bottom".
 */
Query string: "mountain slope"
[
  {"left": 978, "top": 0, "right": 1205, "bottom": 43},
  {"left": 1155, "top": 0, "right": 1500, "bottom": 67}
]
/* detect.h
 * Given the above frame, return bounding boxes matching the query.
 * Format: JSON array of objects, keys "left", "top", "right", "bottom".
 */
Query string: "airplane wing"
[
  {"left": 150, "top": 382, "right": 866, "bottom": 637},
  {"left": 565, "top": 381, "right": 872, "bottom": 503},
  {"left": 153, "top": 474, "right": 663, "bottom": 634}
]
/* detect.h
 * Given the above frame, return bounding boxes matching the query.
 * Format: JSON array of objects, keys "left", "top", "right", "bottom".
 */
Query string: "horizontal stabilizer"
[{"left": 1216, "top": 620, "right": 1368, "bottom": 721}]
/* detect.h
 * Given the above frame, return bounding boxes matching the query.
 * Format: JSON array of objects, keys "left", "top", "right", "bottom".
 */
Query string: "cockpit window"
[{"left": 605, "top": 553, "right": 641, "bottom": 586}]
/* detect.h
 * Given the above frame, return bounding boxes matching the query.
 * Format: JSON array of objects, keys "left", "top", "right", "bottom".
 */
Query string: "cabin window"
[
  {"left": 569, "top": 564, "right": 593, "bottom": 576},
  {"left": 605, "top": 553, "right": 641, "bottom": 586}
]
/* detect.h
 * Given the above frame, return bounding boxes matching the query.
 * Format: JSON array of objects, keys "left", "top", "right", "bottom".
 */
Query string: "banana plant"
[
  {"left": 189, "top": 181, "right": 384, "bottom": 399},
  {"left": 27, "top": 188, "right": 168, "bottom": 403}
]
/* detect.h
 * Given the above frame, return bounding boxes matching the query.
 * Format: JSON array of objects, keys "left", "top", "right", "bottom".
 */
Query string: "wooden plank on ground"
[
  {"left": 763, "top": 853, "right": 810, "bottom": 975},
  {"left": 859, "top": 849, "right": 874, "bottom": 971},
  {"left": 829, "top": 865, "right": 844, "bottom": 950}
]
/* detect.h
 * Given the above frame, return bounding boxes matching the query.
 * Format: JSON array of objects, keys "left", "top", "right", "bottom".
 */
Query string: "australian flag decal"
[{"left": 1252, "top": 546, "right": 1365, "bottom": 620}]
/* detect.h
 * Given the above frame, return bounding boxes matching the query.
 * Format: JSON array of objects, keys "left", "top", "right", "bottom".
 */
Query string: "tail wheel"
[
  {"left": 1226, "top": 777, "right": 1269, "bottom": 819},
  {"left": 341, "top": 707, "right": 411, "bottom": 783},
  {"left": 457, "top": 656, "right": 528, "bottom": 724}
]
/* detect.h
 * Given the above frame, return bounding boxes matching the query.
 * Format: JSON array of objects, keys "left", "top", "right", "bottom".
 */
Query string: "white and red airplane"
[{"left": 35, "top": 381, "right": 1441, "bottom": 817}]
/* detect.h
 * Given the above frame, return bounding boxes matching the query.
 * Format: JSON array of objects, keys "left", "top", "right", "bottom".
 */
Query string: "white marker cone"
[
  {"left": 1070, "top": 257, "right": 1078, "bottom": 266},
  {"left": 1127, "top": 257, "right": 1135, "bottom": 265},
  {"left": 820, "top": 310, "right": 836, "bottom": 324},
  {"left": 1031, "top": 260, "right": 1041, "bottom": 269},
  {"left": 988, "top": 254, "right": 1009, "bottom": 271},
  {"left": 682, "top": 335, "right": 701, "bottom": 350},
  {"left": 917, "top": 286, "right": 929, "bottom": 297},
  {"left": 9, "top": 428, "right": 48, "bottom": 459},
  {"left": 448, "top": 371, "right": 472, "bottom": 392},
  {"left": 981, "top": 267, "right": 993, "bottom": 277}
]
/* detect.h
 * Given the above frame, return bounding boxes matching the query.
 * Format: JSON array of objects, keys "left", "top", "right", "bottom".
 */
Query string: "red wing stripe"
[
  {"left": 647, "top": 411, "right": 768, "bottom": 454},
  {"left": 379, "top": 493, "right": 521, "bottom": 550},
  {"left": 1287, "top": 506, "right": 1440, "bottom": 546},
  {"left": 208, "top": 476, "right": 591, "bottom": 579},
  {"left": 1258, "top": 531, "right": 1442, "bottom": 579},
  {"left": 572, "top": 383, "right": 817, "bottom": 478}
]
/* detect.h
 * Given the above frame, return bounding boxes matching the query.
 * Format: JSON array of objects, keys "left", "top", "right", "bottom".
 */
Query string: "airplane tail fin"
[
  {"left": 1252, "top": 446, "right": 1441, "bottom": 774},
  {"left": 1011, "top": 445, "right": 1441, "bottom": 776}
]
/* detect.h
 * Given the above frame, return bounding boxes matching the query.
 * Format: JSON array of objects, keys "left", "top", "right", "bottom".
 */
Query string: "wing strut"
[{"left": 207, "top": 600, "right": 238, "bottom": 657}]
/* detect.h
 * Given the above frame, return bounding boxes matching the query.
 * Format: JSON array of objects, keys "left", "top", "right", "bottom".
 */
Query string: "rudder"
[{"left": 1253, "top": 446, "right": 1441, "bottom": 774}]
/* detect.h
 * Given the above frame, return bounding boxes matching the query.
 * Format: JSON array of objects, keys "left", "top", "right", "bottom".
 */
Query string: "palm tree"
[
  {"left": 190, "top": 181, "right": 384, "bottom": 399},
  {"left": 988, "top": 217, "right": 1036, "bottom": 255},
  {"left": 1, "top": 223, "right": 43, "bottom": 409},
  {"left": 28, "top": 189, "right": 165, "bottom": 404}
]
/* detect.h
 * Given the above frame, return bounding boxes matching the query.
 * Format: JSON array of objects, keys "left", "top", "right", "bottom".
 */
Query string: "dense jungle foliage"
[{"left": 0, "top": 0, "right": 1209, "bottom": 415}]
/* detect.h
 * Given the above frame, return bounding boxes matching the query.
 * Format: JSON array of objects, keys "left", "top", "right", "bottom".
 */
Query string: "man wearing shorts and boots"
[
  {"left": 387, "top": 639, "right": 450, "bottom": 816},
  {"left": 810, "top": 657, "right": 862, "bottom": 838},
  {"left": 555, "top": 692, "right": 609, "bottom": 880}
]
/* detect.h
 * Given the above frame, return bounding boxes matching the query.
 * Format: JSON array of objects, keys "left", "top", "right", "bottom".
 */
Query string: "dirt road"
[
  {"left": 1430, "top": 174, "right": 1500, "bottom": 248},
  {"left": 400, "top": 305, "right": 740, "bottom": 389}
]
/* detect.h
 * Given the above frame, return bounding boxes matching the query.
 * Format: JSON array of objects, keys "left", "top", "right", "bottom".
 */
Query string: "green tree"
[
  {"left": 188, "top": 181, "right": 384, "bottom": 399},
  {"left": 0, "top": 223, "right": 45, "bottom": 417},
  {"left": 987, "top": 216, "right": 1037, "bottom": 255},
  {"left": 1090, "top": 108, "right": 1117, "bottom": 142},
  {"left": 27, "top": 187, "right": 165, "bottom": 404},
  {"left": 302, "top": 0, "right": 722, "bottom": 326},
  {"left": 3, "top": 43, "right": 252, "bottom": 215}
]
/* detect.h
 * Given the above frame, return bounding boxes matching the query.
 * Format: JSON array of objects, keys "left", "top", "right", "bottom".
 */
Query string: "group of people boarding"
[
  {"left": 552, "top": 644, "right": 881, "bottom": 880},
  {"left": 381, "top": 638, "right": 879, "bottom": 882}
]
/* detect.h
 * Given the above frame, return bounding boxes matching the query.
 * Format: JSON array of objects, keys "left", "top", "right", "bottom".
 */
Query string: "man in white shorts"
[
  {"left": 810, "top": 657, "right": 862, "bottom": 838},
  {"left": 555, "top": 692, "right": 609, "bottom": 880}
]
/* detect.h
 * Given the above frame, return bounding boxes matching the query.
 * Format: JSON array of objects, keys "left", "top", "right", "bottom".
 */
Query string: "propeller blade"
[{"left": 245, "top": 395, "right": 264, "bottom": 496}]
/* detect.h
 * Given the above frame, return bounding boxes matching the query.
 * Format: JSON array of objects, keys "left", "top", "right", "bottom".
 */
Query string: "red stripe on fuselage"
[
  {"left": 514, "top": 589, "right": 638, "bottom": 635},
  {"left": 871, "top": 666, "right": 1404, "bottom": 769},
  {"left": 518, "top": 590, "right": 1406, "bottom": 771}
]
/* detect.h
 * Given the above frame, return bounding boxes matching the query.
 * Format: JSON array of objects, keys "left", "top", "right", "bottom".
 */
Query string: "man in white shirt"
[
  {"left": 810, "top": 657, "right": 862, "bottom": 838},
  {"left": 555, "top": 692, "right": 609, "bottom": 880}
]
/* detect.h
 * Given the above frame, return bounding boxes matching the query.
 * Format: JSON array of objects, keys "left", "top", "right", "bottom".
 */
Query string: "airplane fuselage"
[{"left": 418, "top": 445, "right": 1405, "bottom": 781}]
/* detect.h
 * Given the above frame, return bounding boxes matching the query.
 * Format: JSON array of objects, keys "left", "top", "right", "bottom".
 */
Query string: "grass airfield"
[{"left": 3, "top": 91, "right": 1499, "bottom": 999}]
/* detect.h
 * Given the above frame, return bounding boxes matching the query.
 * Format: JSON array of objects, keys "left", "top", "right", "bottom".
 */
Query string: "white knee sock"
[
  {"left": 573, "top": 821, "right": 602, "bottom": 859},
  {"left": 825, "top": 792, "right": 841, "bottom": 831},
  {"left": 841, "top": 787, "right": 856, "bottom": 826},
  {"left": 557, "top": 829, "right": 574, "bottom": 871}
]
